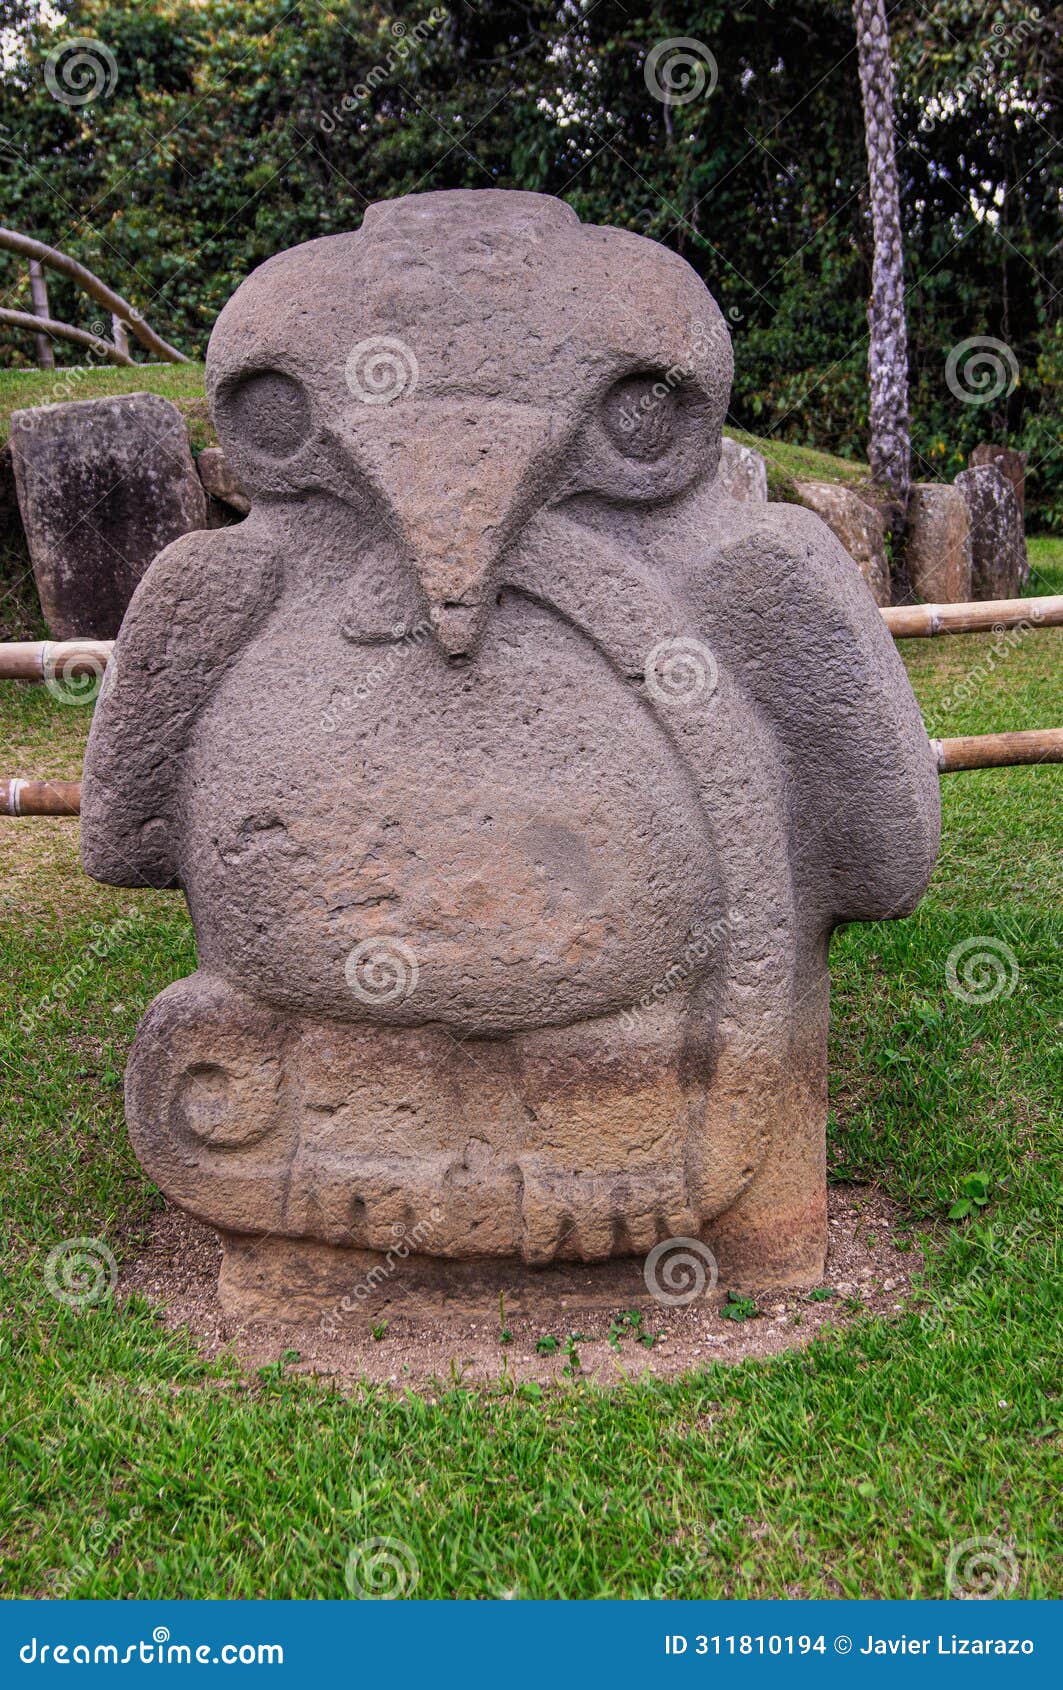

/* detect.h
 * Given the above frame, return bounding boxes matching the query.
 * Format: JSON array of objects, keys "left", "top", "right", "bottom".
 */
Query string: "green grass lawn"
[{"left": 0, "top": 543, "right": 1059, "bottom": 1601}]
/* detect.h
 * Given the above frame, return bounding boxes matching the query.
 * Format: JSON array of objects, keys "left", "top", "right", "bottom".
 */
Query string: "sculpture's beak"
[{"left": 352, "top": 404, "right": 555, "bottom": 658}]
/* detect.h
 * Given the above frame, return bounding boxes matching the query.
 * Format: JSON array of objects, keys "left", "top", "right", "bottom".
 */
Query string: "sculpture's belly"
[{"left": 182, "top": 594, "right": 721, "bottom": 1032}]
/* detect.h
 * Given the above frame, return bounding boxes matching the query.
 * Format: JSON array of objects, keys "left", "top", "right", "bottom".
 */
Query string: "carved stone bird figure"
[{"left": 81, "top": 190, "right": 939, "bottom": 1314}]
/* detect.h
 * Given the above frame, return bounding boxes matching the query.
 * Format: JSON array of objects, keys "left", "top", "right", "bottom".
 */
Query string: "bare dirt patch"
[{"left": 120, "top": 1184, "right": 923, "bottom": 1390}]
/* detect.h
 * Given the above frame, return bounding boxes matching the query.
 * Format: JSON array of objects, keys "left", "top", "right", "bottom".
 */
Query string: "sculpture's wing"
[
  {"left": 692, "top": 499, "right": 941, "bottom": 924},
  {"left": 515, "top": 496, "right": 939, "bottom": 930},
  {"left": 80, "top": 514, "right": 280, "bottom": 888}
]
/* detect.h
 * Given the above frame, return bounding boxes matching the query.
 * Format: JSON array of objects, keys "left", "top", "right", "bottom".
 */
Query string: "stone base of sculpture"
[{"left": 127, "top": 968, "right": 829, "bottom": 1320}]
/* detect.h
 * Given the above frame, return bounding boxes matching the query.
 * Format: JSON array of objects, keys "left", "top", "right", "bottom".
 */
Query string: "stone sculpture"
[
  {"left": 793, "top": 480, "right": 890, "bottom": 606},
  {"left": 9, "top": 393, "right": 206, "bottom": 638},
  {"left": 903, "top": 483, "right": 972, "bottom": 603},
  {"left": 81, "top": 190, "right": 940, "bottom": 1317},
  {"left": 955, "top": 464, "right": 1026, "bottom": 600}
]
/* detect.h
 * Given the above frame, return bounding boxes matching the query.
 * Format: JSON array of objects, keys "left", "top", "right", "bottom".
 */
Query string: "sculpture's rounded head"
[{"left": 206, "top": 189, "right": 733, "bottom": 654}]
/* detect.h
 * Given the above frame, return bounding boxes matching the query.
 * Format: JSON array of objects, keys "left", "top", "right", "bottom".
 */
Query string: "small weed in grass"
[
  {"left": 949, "top": 1172, "right": 993, "bottom": 1220},
  {"left": 720, "top": 1291, "right": 762, "bottom": 1323}
]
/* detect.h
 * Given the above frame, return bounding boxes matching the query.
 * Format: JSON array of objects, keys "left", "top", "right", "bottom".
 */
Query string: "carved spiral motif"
[
  {"left": 945, "top": 936, "right": 1018, "bottom": 1004},
  {"left": 344, "top": 336, "right": 419, "bottom": 405},
  {"left": 644, "top": 38, "right": 719, "bottom": 107},
  {"left": 344, "top": 1536, "right": 420, "bottom": 1599},
  {"left": 44, "top": 38, "right": 118, "bottom": 106},
  {"left": 44, "top": 1237, "right": 117, "bottom": 1307},
  {"left": 643, "top": 1237, "right": 719, "bottom": 1306},
  {"left": 644, "top": 635, "right": 719, "bottom": 704},
  {"left": 945, "top": 337, "right": 1019, "bottom": 406},
  {"left": 945, "top": 1536, "right": 1020, "bottom": 1599},
  {"left": 345, "top": 937, "right": 420, "bottom": 1006}
]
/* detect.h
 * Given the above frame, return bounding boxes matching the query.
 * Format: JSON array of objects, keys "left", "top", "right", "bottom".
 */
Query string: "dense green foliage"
[{"left": 0, "top": 0, "right": 1059, "bottom": 527}]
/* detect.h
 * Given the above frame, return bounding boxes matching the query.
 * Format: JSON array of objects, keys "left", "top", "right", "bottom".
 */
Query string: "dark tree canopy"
[{"left": 1, "top": 0, "right": 1059, "bottom": 525}]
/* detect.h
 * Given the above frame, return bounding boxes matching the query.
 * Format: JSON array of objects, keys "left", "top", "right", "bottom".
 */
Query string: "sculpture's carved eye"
[
  {"left": 600, "top": 375, "right": 681, "bottom": 462},
  {"left": 226, "top": 371, "right": 311, "bottom": 459},
  {"left": 564, "top": 368, "right": 712, "bottom": 506}
]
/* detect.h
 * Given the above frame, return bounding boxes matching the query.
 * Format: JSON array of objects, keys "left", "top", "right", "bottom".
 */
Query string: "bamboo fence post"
[
  {"left": 931, "top": 728, "right": 1063, "bottom": 773},
  {"left": 0, "top": 640, "right": 114, "bottom": 681},
  {"left": 882, "top": 596, "right": 1063, "bottom": 637},
  {"left": 0, "top": 779, "right": 82, "bottom": 816},
  {"left": 0, "top": 227, "right": 190, "bottom": 363},
  {"left": 0, "top": 308, "right": 134, "bottom": 366},
  {"left": 27, "top": 258, "right": 55, "bottom": 369}
]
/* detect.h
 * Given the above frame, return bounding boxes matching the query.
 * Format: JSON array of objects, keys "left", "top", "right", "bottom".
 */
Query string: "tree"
[{"left": 851, "top": 0, "right": 911, "bottom": 545}]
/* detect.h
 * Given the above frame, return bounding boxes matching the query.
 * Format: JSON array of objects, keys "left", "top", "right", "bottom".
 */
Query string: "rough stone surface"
[
  {"left": 716, "top": 436, "right": 767, "bottom": 502},
  {"left": 793, "top": 480, "right": 890, "bottom": 605},
  {"left": 81, "top": 190, "right": 940, "bottom": 1315},
  {"left": 8, "top": 393, "right": 207, "bottom": 638},
  {"left": 903, "top": 482, "right": 972, "bottom": 603},
  {"left": 197, "top": 445, "right": 250, "bottom": 515},
  {"left": 969, "top": 443, "right": 1026, "bottom": 515},
  {"left": 967, "top": 444, "right": 1028, "bottom": 586},
  {"left": 954, "top": 463, "right": 1025, "bottom": 600}
]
